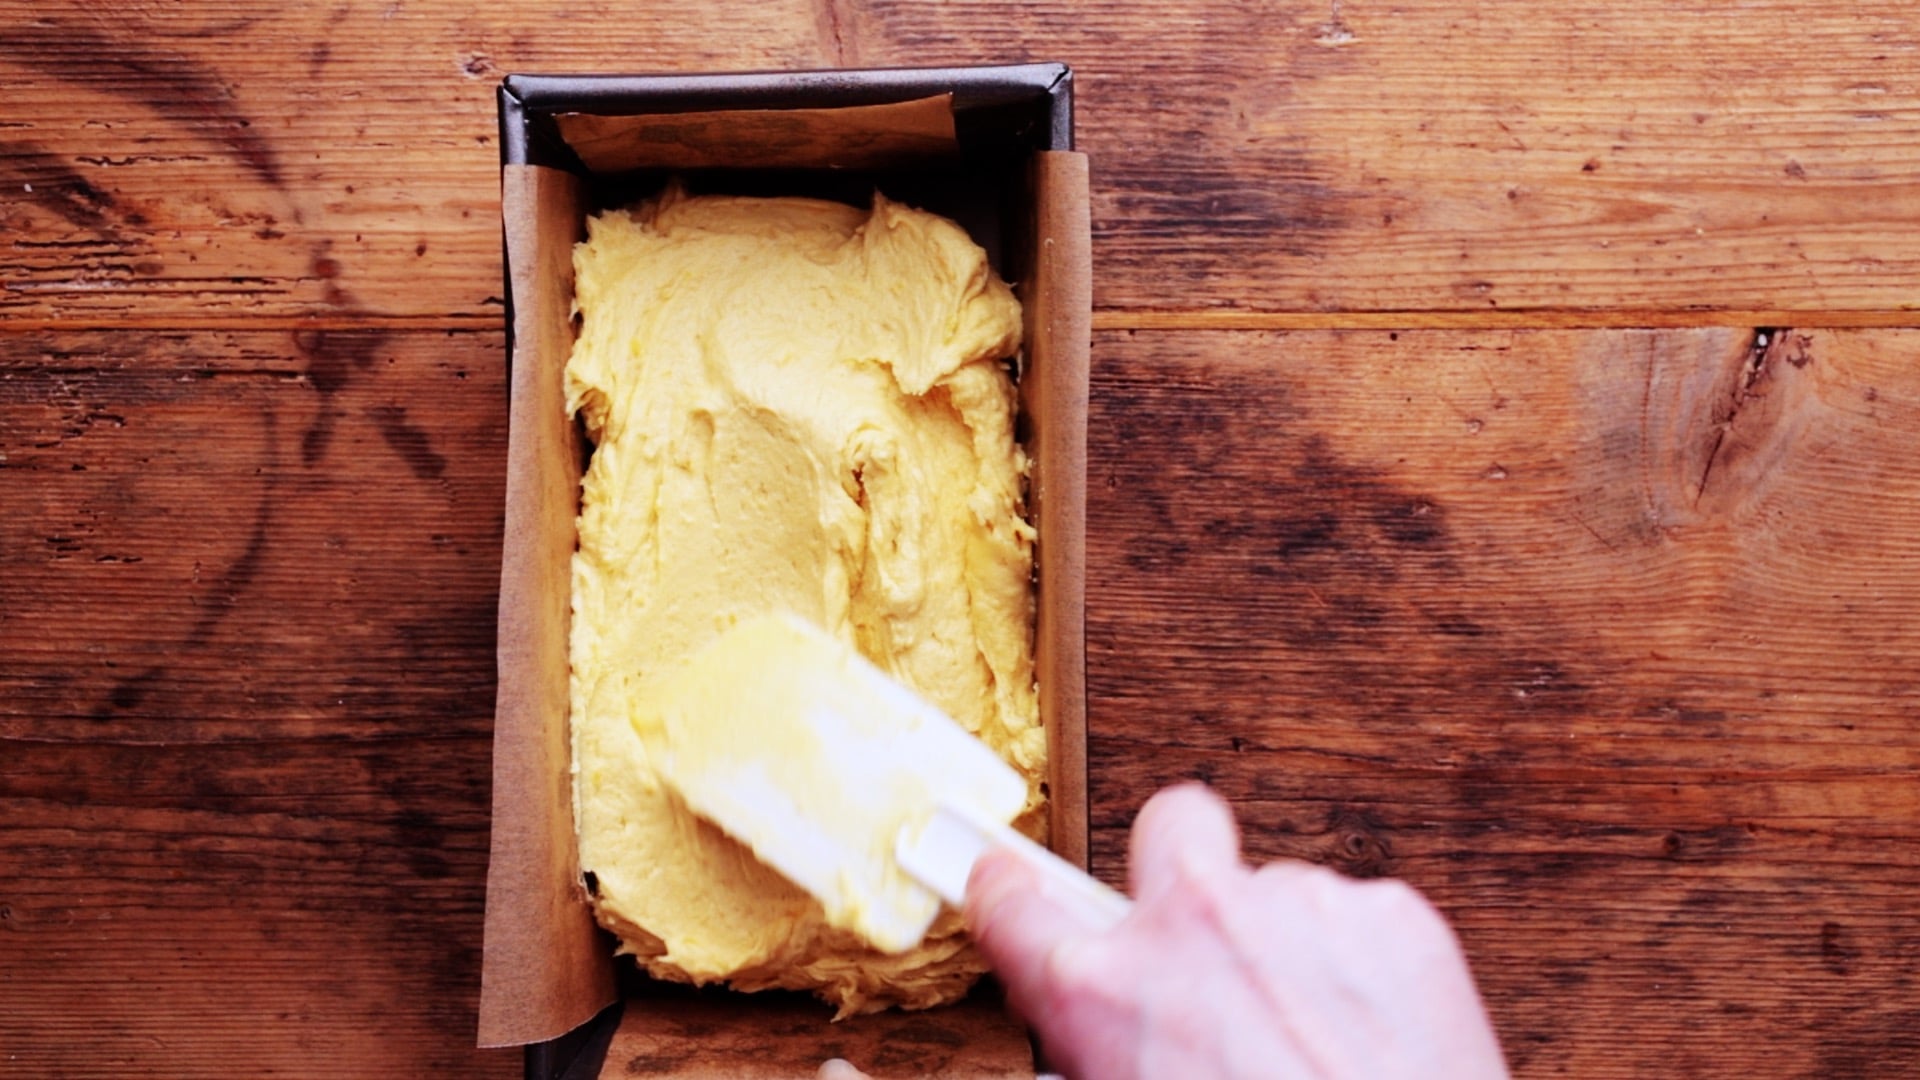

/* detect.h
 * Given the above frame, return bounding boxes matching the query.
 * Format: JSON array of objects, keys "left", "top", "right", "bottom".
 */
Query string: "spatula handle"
[{"left": 896, "top": 802, "right": 1132, "bottom": 932}]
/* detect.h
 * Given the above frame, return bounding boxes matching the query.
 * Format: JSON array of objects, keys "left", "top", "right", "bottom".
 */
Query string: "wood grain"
[
  {"left": 1085, "top": 327, "right": 1920, "bottom": 1077},
  {"left": 0, "top": 328, "right": 513, "bottom": 1078},
  {"left": 6, "top": 2, "right": 1920, "bottom": 1077},
  {"left": 10, "top": 325, "right": 1919, "bottom": 1076},
  {"left": 599, "top": 990, "right": 1033, "bottom": 1079},
  {"left": 4, "top": 2, "right": 1920, "bottom": 322}
]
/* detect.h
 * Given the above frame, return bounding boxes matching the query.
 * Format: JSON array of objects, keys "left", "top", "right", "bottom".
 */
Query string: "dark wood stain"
[
  {"left": 0, "top": 140, "right": 120, "bottom": 233},
  {"left": 293, "top": 327, "right": 390, "bottom": 464},
  {"left": 5, "top": 5, "right": 1920, "bottom": 1076},
  {"left": 1820, "top": 920, "right": 1857, "bottom": 977},
  {"left": 0, "top": 20, "right": 285, "bottom": 189},
  {"left": 367, "top": 404, "right": 449, "bottom": 480},
  {"left": 85, "top": 399, "right": 280, "bottom": 721},
  {"left": 1091, "top": 357, "right": 1608, "bottom": 741},
  {"left": 99, "top": 666, "right": 163, "bottom": 716},
  {"left": 1812, "top": 1010, "right": 1920, "bottom": 1079},
  {"left": 184, "top": 488, "right": 276, "bottom": 646},
  {"left": 1081, "top": 328, "right": 1920, "bottom": 1077}
]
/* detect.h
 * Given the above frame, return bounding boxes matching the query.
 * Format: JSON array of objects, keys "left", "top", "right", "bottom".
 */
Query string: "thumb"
[{"left": 964, "top": 848, "right": 1098, "bottom": 1016}]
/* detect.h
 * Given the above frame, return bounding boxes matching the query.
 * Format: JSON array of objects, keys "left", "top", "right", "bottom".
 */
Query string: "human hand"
[{"left": 964, "top": 784, "right": 1509, "bottom": 1080}]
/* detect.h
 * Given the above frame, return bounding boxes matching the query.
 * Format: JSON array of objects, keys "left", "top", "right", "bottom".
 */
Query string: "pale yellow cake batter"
[{"left": 566, "top": 186, "right": 1044, "bottom": 1015}]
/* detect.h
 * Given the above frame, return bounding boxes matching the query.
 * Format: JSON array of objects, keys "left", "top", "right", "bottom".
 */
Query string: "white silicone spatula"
[{"left": 630, "top": 611, "right": 1130, "bottom": 954}]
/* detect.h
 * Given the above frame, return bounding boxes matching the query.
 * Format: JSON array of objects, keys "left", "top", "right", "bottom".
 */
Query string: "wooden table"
[{"left": 4, "top": 3, "right": 1918, "bottom": 1076}]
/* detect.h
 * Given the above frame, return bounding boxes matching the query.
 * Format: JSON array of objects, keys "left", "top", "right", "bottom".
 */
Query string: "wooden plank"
[
  {"left": 1084, "top": 327, "right": 1920, "bottom": 1076},
  {"left": 0, "top": 328, "right": 514, "bottom": 1078},
  {"left": 7, "top": 320, "right": 1920, "bottom": 1074},
  {"left": 5, "top": 1, "right": 1920, "bottom": 321},
  {"left": 0, "top": 0, "right": 828, "bottom": 326},
  {"left": 598, "top": 990, "right": 1033, "bottom": 1078},
  {"left": 1092, "top": 309, "right": 1920, "bottom": 331}
]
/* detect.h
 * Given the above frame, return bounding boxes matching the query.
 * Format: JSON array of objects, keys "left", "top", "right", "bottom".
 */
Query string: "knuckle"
[
  {"left": 1168, "top": 846, "right": 1224, "bottom": 891},
  {"left": 1165, "top": 862, "right": 1255, "bottom": 939}
]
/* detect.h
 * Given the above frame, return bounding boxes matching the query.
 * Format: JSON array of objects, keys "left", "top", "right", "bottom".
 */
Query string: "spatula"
[{"left": 629, "top": 611, "right": 1130, "bottom": 954}]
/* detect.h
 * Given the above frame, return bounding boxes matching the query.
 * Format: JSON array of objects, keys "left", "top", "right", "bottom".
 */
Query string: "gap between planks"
[
  {"left": 0, "top": 314, "right": 499, "bottom": 333},
  {"left": 1, "top": 310, "right": 1916, "bottom": 334},
  {"left": 1090, "top": 309, "right": 1920, "bottom": 331}
]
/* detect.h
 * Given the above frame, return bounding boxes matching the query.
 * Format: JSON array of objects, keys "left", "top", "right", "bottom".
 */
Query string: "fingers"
[
  {"left": 1128, "top": 783, "right": 1242, "bottom": 905},
  {"left": 964, "top": 847, "right": 1099, "bottom": 1015},
  {"left": 1250, "top": 858, "right": 1344, "bottom": 911}
]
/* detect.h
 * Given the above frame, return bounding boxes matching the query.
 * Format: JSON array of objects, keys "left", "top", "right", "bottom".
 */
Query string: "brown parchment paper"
[
  {"left": 479, "top": 163, "right": 617, "bottom": 1048},
  {"left": 1023, "top": 151, "right": 1094, "bottom": 872},
  {"left": 481, "top": 137, "right": 1093, "bottom": 1069},
  {"left": 556, "top": 95, "right": 958, "bottom": 172}
]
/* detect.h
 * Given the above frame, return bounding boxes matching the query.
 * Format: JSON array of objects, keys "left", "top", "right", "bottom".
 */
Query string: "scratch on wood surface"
[
  {"left": 1694, "top": 327, "right": 1821, "bottom": 512},
  {"left": 1316, "top": 0, "right": 1358, "bottom": 45},
  {"left": 1693, "top": 329, "right": 1774, "bottom": 505},
  {"left": 813, "top": 0, "right": 852, "bottom": 66}
]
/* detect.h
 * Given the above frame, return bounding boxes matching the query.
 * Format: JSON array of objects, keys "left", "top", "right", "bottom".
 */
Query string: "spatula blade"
[{"left": 630, "top": 611, "right": 1030, "bottom": 954}]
